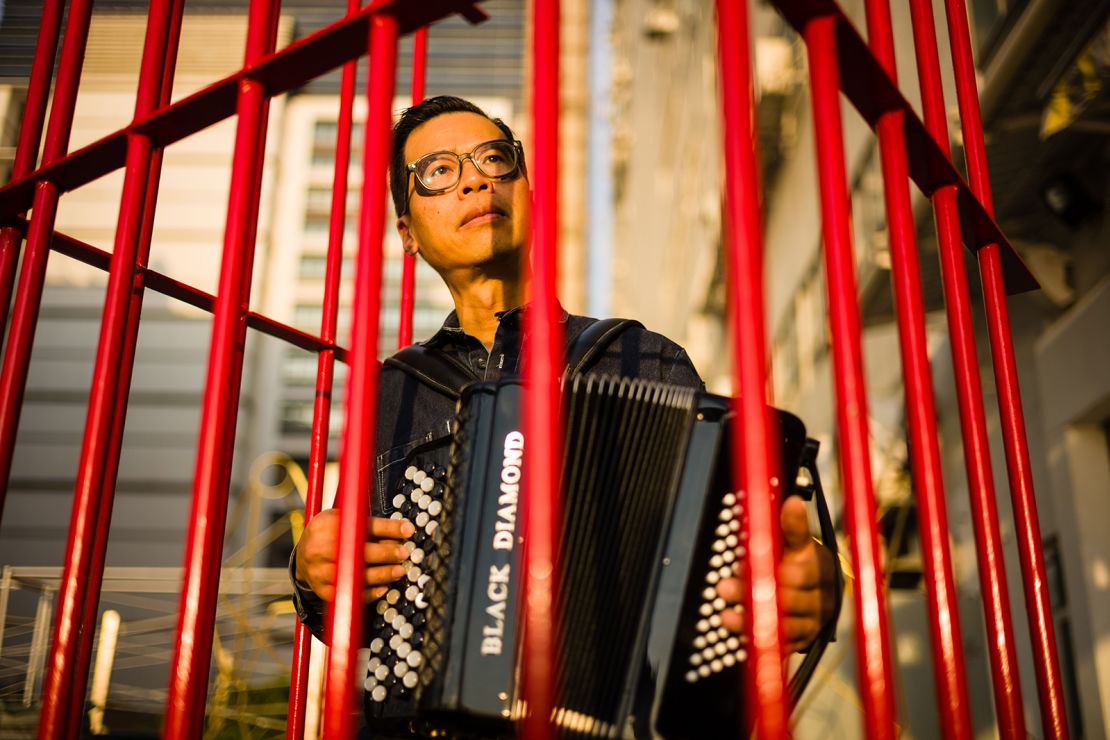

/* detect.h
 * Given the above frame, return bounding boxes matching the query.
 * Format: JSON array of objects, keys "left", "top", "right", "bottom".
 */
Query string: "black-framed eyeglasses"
[{"left": 406, "top": 139, "right": 524, "bottom": 199}]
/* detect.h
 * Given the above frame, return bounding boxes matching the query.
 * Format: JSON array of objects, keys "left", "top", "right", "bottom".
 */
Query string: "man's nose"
[{"left": 458, "top": 157, "right": 491, "bottom": 195}]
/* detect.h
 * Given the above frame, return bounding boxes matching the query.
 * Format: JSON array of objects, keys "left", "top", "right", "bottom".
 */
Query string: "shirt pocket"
[{"left": 374, "top": 431, "right": 438, "bottom": 513}]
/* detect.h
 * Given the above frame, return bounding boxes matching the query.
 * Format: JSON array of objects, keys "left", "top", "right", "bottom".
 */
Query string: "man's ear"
[{"left": 397, "top": 216, "right": 419, "bottom": 257}]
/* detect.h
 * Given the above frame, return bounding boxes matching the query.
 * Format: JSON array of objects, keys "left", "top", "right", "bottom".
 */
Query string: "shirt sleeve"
[{"left": 289, "top": 544, "right": 328, "bottom": 642}]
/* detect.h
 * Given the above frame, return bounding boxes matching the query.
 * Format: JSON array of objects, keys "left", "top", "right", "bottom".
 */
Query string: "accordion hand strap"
[{"left": 564, "top": 318, "right": 643, "bottom": 377}]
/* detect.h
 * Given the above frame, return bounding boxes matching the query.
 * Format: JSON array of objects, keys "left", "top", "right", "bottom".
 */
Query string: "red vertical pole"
[
  {"left": 397, "top": 27, "right": 428, "bottom": 349},
  {"left": 320, "top": 11, "right": 398, "bottom": 738},
  {"left": 286, "top": 3, "right": 362, "bottom": 738},
  {"left": 0, "top": 0, "right": 95, "bottom": 516},
  {"left": 942, "top": 2, "right": 1069, "bottom": 736},
  {"left": 0, "top": 0, "right": 65, "bottom": 345},
  {"left": 163, "top": 0, "right": 279, "bottom": 735},
  {"left": 803, "top": 16, "right": 898, "bottom": 740},
  {"left": 715, "top": 1, "right": 788, "bottom": 736},
  {"left": 906, "top": 0, "right": 1030, "bottom": 735},
  {"left": 859, "top": 0, "right": 981, "bottom": 735},
  {"left": 522, "top": 0, "right": 561, "bottom": 737},
  {"left": 36, "top": 0, "right": 184, "bottom": 735}
]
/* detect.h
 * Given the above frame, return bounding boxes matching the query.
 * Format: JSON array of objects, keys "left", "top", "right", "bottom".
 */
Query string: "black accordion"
[{"left": 365, "top": 376, "right": 809, "bottom": 739}]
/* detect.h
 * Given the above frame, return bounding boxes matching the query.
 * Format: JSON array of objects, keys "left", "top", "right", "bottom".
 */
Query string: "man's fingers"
[
  {"left": 363, "top": 586, "right": 388, "bottom": 604},
  {"left": 779, "top": 586, "right": 821, "bottom": 617},
  {"left": 716, "top": 577, "right": 744, "bottom": 604},
  {"left": 365, "top": 541, "right": 409, "bottom": 565},
  {"left": 369, "top": 516, "right": 415, "bottom": 541},
  {"left": 780, "top": 496, "right": 810, "bottom": 551},
  {"left": 365, "top": 563, "right": 406, "bottom": 588}
]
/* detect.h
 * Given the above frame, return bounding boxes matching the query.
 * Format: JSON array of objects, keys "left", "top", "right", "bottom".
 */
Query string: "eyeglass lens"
[{"left": 414, "top": 141, "right": 518, "bottom": 192}]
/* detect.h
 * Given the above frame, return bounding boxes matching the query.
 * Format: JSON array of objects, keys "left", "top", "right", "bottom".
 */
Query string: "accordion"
[{"left": 365, "top": 376, "right": 810, "bottom": 739}]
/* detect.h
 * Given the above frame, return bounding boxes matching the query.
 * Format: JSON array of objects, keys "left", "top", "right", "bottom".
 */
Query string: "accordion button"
[
  {"left": 367, "top": 657, "right": 381, "bottom": 673},
  {"left": 712, "top": 597, "right": 726, "bottom": 611},
  {"left": 391, "top": 614, "right": 406, "bottom": 630},
  {"left": 418, "top": 574, "right": 430, "bottom": 587},
  {"left": 390, "top": 512, "right": 403, "bottom": 520},
  {"left": 696, "top": 618, "right": 710, "bottom": 632},
  {"left": 393, "top": 494, "right": 407, "bottom": 509},
  {"left": 372, "top": 685, "right": 388, "bottom": 702},
  {"left": 701, "top": 587, "right": 715, "bottom": 601},
  {"left": 408, "top": 566, "right": 422, "bottom": 581},
  {"left": 718, "top": 509, "right": 733, "bottom": 522},
  {"left": 685, "top": 670, "right": 699, "bottom": 683},
  {"left": 689, "top": 653, "right": 702, "bottom": 666},
  {"left": 723, "top": 653, "right": 737, "bottom": 668},
  {"left": 711, "top": 540, "right": 726, "bottom": 554},
  {"left": 399, "top": 623, "right": 415, "bottom": 639},
  {"left": 711, "top": 658, "right": 724, "bottom": 672},
  {"left": 413, "top": 470, "right": 427, "bottom": 485},
  {"left": 405, "top": 585, "right": 419, "bottom": 601},
  {"left": 389, "top": 634, "right": 404, "bottom": 650},
  {"left": 726, "top": 636, "right": 740, "bottom": 650},
  {"left": 370, "top": 638, "right": 384, "bottom": 653},
  {"left": 403, "top": 671, "right": 419, "bottom": 689},
  {"left": 717, "top": 627, "right": 730, "bottom": 639},
  {"left": 736, "top": 649, "right": 748, "bottom": 662},
  {"left": 426, "top": 521, "right": 439, "bottom": 535},
  {"left": 418, "top": 495, "right": 432, "bottom": 510},
  {"left": 428, "top": 500, "right": 443, "bottom": 516},
  {"left": 375, "top": 600, "right": 388, "bottom": 615},
  {"left": 397, "top": 642, "right": 412, "bottom": 659},
  {"left": 708, "top": 555, "right": 723, "bottom": 569},
  {"left": 725, "top": 534, "right": 739, "bottom": 548},
  {"left": 415, "top": 594, "right": 428, "bottom": 610},
  {"left": 421, "top": 477, "right": 435, "bottom": 492},
  {"left": 692, "top": 636, "right": 707, "bottom": 649},
  {"left": 384, "top": 608, "right": 398, "bottom": 624},
  {"left": 406, "top": 651, "right": 423, "bottom": 668},
  {"left": 375, "top": 664, "right": 390, "bottom": 681},
  {"left": 405, "top": 466, "right": 418, "bottom": 481},
  {"left": 709, "top": 614, "right": 722, "bottom": 629},
  {"left": 394, "top": 661, "right": 409, "bottom": 678},
  {"left": 697, "top": 665, "right": 711, "bottom": 678},
  {"left": 404, "top": 541, "right": 416, "bottom": 554},
  {"left": 416, "top": 512, "right": 430, "bottom": 527},
  {"left": 411, "top": 489, "right": 422, "bottom": 503},
  {"left": 729, "top": 519, "right": 740, "bottom": 532},
  {"left": 722, "top": 550, "right": 736, "bottom": 564},
  {"left": 698, "top": 603, "right": 713, "bottom": 617},
  {"left": 715, "top": 523, "right": 730, "bottom": 537},
  {"left": 705, "top": 631, "right": 718, "bottom": 645},
  {"left": 714, "top": 642, "right": 729, "bottom": 657},
  {"left": 386, "top": 589, "right": 401, "bottom": 604},
  {"left": 411, "top": 549, "right": 425, "bottom": 565},
  {"left": 705, "top": 571, "right": 720, "bottom": 585},
  {"left": 722, "top": 492, "right": 736, "bottom": 507}
]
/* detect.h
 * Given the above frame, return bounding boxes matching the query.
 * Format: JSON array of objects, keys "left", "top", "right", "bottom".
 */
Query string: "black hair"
[{"left": 390, "top": 95, "right": 521, "bottom": 216}]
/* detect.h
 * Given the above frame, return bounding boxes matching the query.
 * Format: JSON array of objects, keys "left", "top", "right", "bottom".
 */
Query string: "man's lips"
[{"left": 460, "top": 205, "right": 507, "bottom": 228}]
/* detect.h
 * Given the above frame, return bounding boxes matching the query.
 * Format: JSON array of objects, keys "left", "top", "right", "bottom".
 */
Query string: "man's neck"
[{"left": 447, "top": 271, "right": 530, "bottom": 349}]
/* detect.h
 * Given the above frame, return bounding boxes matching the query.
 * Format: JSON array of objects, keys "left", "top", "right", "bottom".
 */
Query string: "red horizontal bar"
[
  {"left": 0, "top": 0, "right": 488, "bottom": 220},
  {"left": 770, "top": 0, "right": 1035, "bottom": 295},
  {"left": 35, "top": 222, "right": 349, "bottom": 361}
]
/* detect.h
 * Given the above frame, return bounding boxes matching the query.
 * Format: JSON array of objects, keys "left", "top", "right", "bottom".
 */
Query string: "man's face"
[{"left": 397, "top": 112, "right": 531, "bottom": 274}]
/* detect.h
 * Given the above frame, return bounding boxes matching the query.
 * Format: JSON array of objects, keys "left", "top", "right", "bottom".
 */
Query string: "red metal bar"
[
  {"left": 36, "top": 1, "right": 184, "bottom": 734},
  {"left": 803, "top": 16, "right": 898, "bottom": 740},
  {"left": 0, "top": 0, "right": 95, "bottom": 515},
  {"left": 521, "top": 0, "right": 561, "bottom": 736},
  {"left": 715, "top": 1, "right": 788, "bottom": 736},
  {"left": 0, "top": 0, "right": 65, "bottom": 342},
  {"left": 286, "top": 3, "right": 362, "bottom": 737},
  {"left": 941, "top": 2, "right": 1069, "bottom": 736},
  {"left": 163, "top": 0, "right": 279, "bottom": 735},
  {"left": 321, "top": 12, "right": 398, "bottom": 738},
  {"left": 860, "top": 0, "right": 979, "bottom": 735},
  {"left": 905, "top": 0, "right": 1030, "bottom": 735},
  {"left": 397, "top": 26, "right": 428, "bottom": 349}
]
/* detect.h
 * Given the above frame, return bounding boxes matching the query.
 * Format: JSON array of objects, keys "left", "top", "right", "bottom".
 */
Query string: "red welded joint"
[{"left": 803, "top": 15, "right": 898, "bottom": 740}]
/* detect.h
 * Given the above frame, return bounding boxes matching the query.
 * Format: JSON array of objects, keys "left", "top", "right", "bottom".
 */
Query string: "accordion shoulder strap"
[
  {"left": 564, "top": 317, "right": 643, "bottom": 377},
  {"left": 383, "top": 317, "right": 644, "bottom": 399},
  {"left": 383, "top": 346, "right": 475, "bottom": 400}
]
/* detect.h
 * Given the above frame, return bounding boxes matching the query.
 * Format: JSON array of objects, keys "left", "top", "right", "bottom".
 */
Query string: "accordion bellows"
[{"left": 365, "top": 375, "right": 808, "bottom": 739}]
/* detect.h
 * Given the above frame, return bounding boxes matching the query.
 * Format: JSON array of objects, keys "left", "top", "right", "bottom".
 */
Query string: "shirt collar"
[{"left": 422, "top": 303, "right": 569, "bottom": 348}]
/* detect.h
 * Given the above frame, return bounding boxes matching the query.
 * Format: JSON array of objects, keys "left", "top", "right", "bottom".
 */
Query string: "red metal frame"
[
  {"left": 0, "top": 0, "right": 1072, "bottom": 735},
  {"left": 861, "top": 0, "right": 975, "bottom": 735},
  {"left": 522, "top": 1, "right": 562, "bottom": 736},
  {"left": 397, "top": 27, "right": 429, "bottom": 349},
  {"left": 715, "top": 1, "right": 789, "bottom": 736},
  {"left": 803, "top": 16, "right": 898, "bottom": 739},
  {"left": 321, "top": 10, "right": 398, "bottom": 737},
  {"left": 942, "top": 1, "right": 1069, "bottom": 735}
]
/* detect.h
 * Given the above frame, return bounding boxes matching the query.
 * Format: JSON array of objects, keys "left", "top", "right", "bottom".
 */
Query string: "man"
[{"left": 292, "top": 96, "right": 837, "bottom": 729}]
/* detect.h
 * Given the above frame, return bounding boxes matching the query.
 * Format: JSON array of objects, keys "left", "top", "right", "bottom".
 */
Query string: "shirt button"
[{"left": 477, "top": 357, "right": 487, "bottom": 369}]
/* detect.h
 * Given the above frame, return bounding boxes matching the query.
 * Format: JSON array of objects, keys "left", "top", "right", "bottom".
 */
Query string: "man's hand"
[
  {"left": 294, "top": 509, "right": 415, "bottom": 603},
  {"left": 717, "top": 496, "right": 838, "bottom": 652}
]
